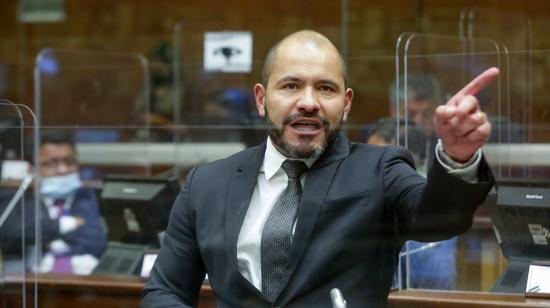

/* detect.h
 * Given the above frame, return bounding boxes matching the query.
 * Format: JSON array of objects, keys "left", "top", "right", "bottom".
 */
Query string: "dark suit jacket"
[
  {"left": 141, "top": 134, "right": 494, "bottom": 308},
  {"left": 0, "top": 188, "right": 60, "bottom": 253},
  {"left": 60, "top": 187, "right": 107, "bottom": 258}
]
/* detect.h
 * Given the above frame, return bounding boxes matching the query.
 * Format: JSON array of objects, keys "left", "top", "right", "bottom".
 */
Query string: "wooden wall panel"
[{"left": 0, "top": 0, "right": 548, "bottom": 140}]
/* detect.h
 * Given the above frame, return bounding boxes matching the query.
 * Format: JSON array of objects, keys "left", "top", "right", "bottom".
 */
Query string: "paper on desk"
[
  {"left": 1, "top": 160, "right": 30, "bottom": 180},
  {"left": 526, "top": 264, "right": 550, "bottom": 294},
  {"left": 140, "top": 253, "right": 158, "bottom": 278}
]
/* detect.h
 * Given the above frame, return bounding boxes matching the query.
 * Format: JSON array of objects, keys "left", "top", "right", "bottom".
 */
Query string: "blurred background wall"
[{"left": 1, "top": 0, "right": 549, "bottom": 142}]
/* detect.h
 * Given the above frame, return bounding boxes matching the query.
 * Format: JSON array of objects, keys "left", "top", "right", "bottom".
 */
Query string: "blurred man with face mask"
[
  {"left": 35, "top": 130, "right": 106, "bottom": 275},
  {"left": 0, "top": 130, "right": 107, "bottom": 274}
]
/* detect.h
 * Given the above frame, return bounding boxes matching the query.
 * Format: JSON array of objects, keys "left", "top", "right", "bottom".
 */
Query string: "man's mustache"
[{"left": 282, "top": 112, "right": 329, "bottom": 127}]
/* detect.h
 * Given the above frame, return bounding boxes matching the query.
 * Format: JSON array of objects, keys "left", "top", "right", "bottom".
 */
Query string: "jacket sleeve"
[
  {"left": 382, "top": 146, "right": 494, "bottom": 242},
  {"left": 62, "top": 188, "right": 107, "bottom": 258},
  {"left": 141, "top": 167, "right": 206, "bottom": 308},
  {"left": 0, "top": 189, "right": 60, "bottom": 254}
]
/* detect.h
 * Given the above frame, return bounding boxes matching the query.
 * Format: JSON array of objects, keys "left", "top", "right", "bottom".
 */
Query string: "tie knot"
[{"left": 281, "top": 160, "right": 308, "bottom": 179}]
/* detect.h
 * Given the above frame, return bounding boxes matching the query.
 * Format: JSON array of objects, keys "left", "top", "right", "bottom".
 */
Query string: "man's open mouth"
[{"left": 288, "top": 117, "right": 323, "bottom": 133}]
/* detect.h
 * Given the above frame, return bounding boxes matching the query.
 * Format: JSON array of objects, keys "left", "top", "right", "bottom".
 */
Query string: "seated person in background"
[
  {"left": 389, "top": 73, "right": 442, "bottom": 137},
  {"left": 366, "top": 117, "right": 457, "bottom": 290},
  {"left": 35, "top": 131, "right": 107, "bottom": 274},
  {"left": 32, "top": 130, "right": 106, "bottom": 274},
  {"left": 365, "top": 117, "right": 428, "bottom": 175},
  {"left": 0, "top": 180, "right": 61, "bottom": 274},
  {"left": 389, "top": 73, "right": 444, "bottom": 171}
]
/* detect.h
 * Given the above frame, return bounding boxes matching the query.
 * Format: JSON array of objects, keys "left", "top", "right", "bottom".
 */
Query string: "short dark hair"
[
  {"left": 366, "top": 117, "right": 428, "bottom": 161},
  {"left": 389, "top": 73, "right": 443, "bottom": 106},
  {"left": 366, "top": 117, "right": 398, "bottom": 144},
  {"left": 24, "top": 129, "right": 75, "bottom": 163},
  {"left": 40, "top": 130, "right": 75, "bottom": 148}
]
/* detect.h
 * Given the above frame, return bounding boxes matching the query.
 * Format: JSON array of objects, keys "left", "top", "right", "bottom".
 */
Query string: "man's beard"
[{"left": 265, "top": 109, "right": 341, "bottom": 159}]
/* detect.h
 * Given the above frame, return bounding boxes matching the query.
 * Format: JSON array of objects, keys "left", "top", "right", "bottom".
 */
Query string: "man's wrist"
[
  {"left": 59, "top": 216, "right": 78, "bottom": 234},
  {"left": 436, "top": 139, "right": 480, "bottom": 170}
]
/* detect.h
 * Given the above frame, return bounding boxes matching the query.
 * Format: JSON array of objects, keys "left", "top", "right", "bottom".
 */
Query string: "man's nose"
[
  {"left": 55, "top": 161, "right": 73, "bottom": 175},
  {"left": 296, "top": 87, "right": 320, "bottom": 112}
]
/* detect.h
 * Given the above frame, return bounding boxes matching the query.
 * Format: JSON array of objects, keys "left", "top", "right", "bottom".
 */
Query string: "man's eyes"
[
  {"left": 319, "top": 85, "right": 335, "bottom": 92},
  {"left": 280, "top": 83, "right": 336, "bottom": 92},
  {"left": 283, "top": 83, "right": 299, "bottom": 90}
]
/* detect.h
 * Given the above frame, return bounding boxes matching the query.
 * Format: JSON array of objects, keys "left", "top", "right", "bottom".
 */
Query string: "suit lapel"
[
  {"left": 222, "top": 135, "right": 351, "bottom": 300},
  {"left": 224, "top": 142, "right": 266, "bottom": 293},
  {"left": 278, "top": 134, "right": 351, "bottom": 298}
]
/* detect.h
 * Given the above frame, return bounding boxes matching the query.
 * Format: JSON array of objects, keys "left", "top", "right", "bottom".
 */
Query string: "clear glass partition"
[
  {"left": 398, "top": 34, "right": 503, "bottom": 174},
  {"left": 172, "top": 23, "right": 275, "bottom": 141},
  {"left": 171, "top": 23, "right": 260, "bottom": 177},
  {"left": 394, "top": 29, "right": 550, "bottom": 295},
  {"left": 458, "top": 10, "right": 550, "bottom": 295},
  {"left": 0, "top": 100, "right": 39, "bottom": 306},
  {"left": 33, "top": 49, "right": 157, "bottom": 280},
  {"left": 396, "top": 33, "right": 504, "bottom": 291},
  {"left": 460, "top": 7, "right": 532, "bottom": 178},
  {"left": 34, "top": 49, "right": 153, "bottom": 178}
]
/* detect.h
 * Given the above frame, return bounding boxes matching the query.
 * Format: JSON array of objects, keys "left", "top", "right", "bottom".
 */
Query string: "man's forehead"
[
  {"left": 278, "top": 38, "right": 338, "bottom": 59},
  {"left": 270, "top": 42, "right": 344, "bottom": 82},
  {"left": 40, "top": 143, "right": 75, "bottom": 157}
]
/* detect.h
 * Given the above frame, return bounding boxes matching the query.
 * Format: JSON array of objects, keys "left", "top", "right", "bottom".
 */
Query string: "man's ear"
[
  {"left": 254, "top": 83, "right": 266, "bottom": 118},
  {"left": 342, "top": 88, "right": 353, "bottom": 122}
]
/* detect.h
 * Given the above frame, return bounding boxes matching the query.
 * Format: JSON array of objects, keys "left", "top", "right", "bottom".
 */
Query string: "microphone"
[
  {"left": 330, "top": 288, "right": 347, "bottom": 308},
  {"left": 398, "top": 241, "right": 441, "bottom": 257}
]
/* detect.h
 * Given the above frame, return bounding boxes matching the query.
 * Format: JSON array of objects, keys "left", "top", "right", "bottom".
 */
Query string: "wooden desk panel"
[
  {"left": 388, "top": 289, "right": 550, "bottom": 308},
  {"left": 2, "top": 274, "right": 550, "bottom": 308},
  {"left": 0, "top": 273, "right": 214, "bottom": 308}
]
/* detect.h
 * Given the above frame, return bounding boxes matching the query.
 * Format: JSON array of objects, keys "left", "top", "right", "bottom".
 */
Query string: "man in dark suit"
[
  {"left": 0, "top": 130, "right": 107, "bottom": 274},
  {"left": 141, "top": 30, "right": 498, "bottom": 307}
]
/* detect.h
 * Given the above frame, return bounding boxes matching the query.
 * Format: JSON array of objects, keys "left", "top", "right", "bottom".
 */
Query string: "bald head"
[{"left": 261, "top": 30, "right": 348, "bottom": 87}]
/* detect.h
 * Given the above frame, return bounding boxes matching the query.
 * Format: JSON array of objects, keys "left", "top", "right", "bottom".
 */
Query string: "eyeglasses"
[{"left": 40, "top": 157, "right": 77, "bottom": 170}]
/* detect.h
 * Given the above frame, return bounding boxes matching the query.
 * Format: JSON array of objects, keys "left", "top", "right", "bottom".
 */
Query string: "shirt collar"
[
  {"left": 42, "top": 195, "right": 75, "bottom": 209},
  {"left": 262, "top": 136, "right": 318, "bottom": 180}
]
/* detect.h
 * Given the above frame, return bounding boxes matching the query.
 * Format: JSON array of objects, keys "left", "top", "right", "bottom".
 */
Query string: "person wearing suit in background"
[
  {"left": 0, "top": 130, "right": 107, "bottom": 275},
  {"left": 388, "top": 73, "right": 444, "bottom": 174},
  {"left": 141, "top": 30, "right": 499, "bottom": 307}
]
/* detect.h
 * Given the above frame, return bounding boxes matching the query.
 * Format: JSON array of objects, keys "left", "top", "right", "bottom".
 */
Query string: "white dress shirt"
[
  {"left": 236, "top": 137, "right": 317, "bottom": 290},
  {"left": 43, "top": 195, "right": 79, "bottom": 234},
  {"left": 236, "top": 137, "right": 481, "bottom": 290}
]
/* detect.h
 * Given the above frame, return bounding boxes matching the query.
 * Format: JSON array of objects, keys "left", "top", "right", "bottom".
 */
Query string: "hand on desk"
[{"left": 59, "top": 216, "right": 86, "bottom": 234}]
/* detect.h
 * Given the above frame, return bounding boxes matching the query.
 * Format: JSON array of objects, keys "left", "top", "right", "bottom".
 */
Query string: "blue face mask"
[{"left": 40, "top": 172, "right": 82, "bottom": 199}]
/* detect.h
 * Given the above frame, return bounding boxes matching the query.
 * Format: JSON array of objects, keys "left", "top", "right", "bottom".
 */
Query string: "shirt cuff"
[
  {"left": 59, "top": 216, "right": 78, "bottom": 234},
  {"left": 435, "top": 139, "right": 481, "bottom": 184},
  {"left": 49, "top": 239, "right": 71, "bottom": 254}
]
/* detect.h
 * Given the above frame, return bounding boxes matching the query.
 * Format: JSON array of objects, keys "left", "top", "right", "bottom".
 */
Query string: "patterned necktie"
[
  {"left": 51, "top": 198, "right": 72, "bottom": 273},
  {"left": 261, "top": 159, "right": 308, "bottom": 302},
  {"left": 54, "top": 199, "right": 65, "bottom": 218}
]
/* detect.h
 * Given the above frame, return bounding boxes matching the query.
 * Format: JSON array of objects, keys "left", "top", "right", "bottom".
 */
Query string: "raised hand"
[{"left": 433, "top": 67, "right": 500, "bottom": 162}]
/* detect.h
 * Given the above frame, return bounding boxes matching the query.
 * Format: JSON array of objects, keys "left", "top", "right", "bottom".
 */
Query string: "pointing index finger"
[{"left": 448, "top": 67, "right": 500, "bottom": 106}]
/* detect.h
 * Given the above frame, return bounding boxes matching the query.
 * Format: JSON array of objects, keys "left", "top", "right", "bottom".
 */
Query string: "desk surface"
[
  {"left": 2, "top": 273, "right": 550, "bottom": 308},
  {"left": 0, "top": 273, "right": 214, "bottom": 308},
  {"left": 388, "top": 289, "right": 550, "bottom": 308}
]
